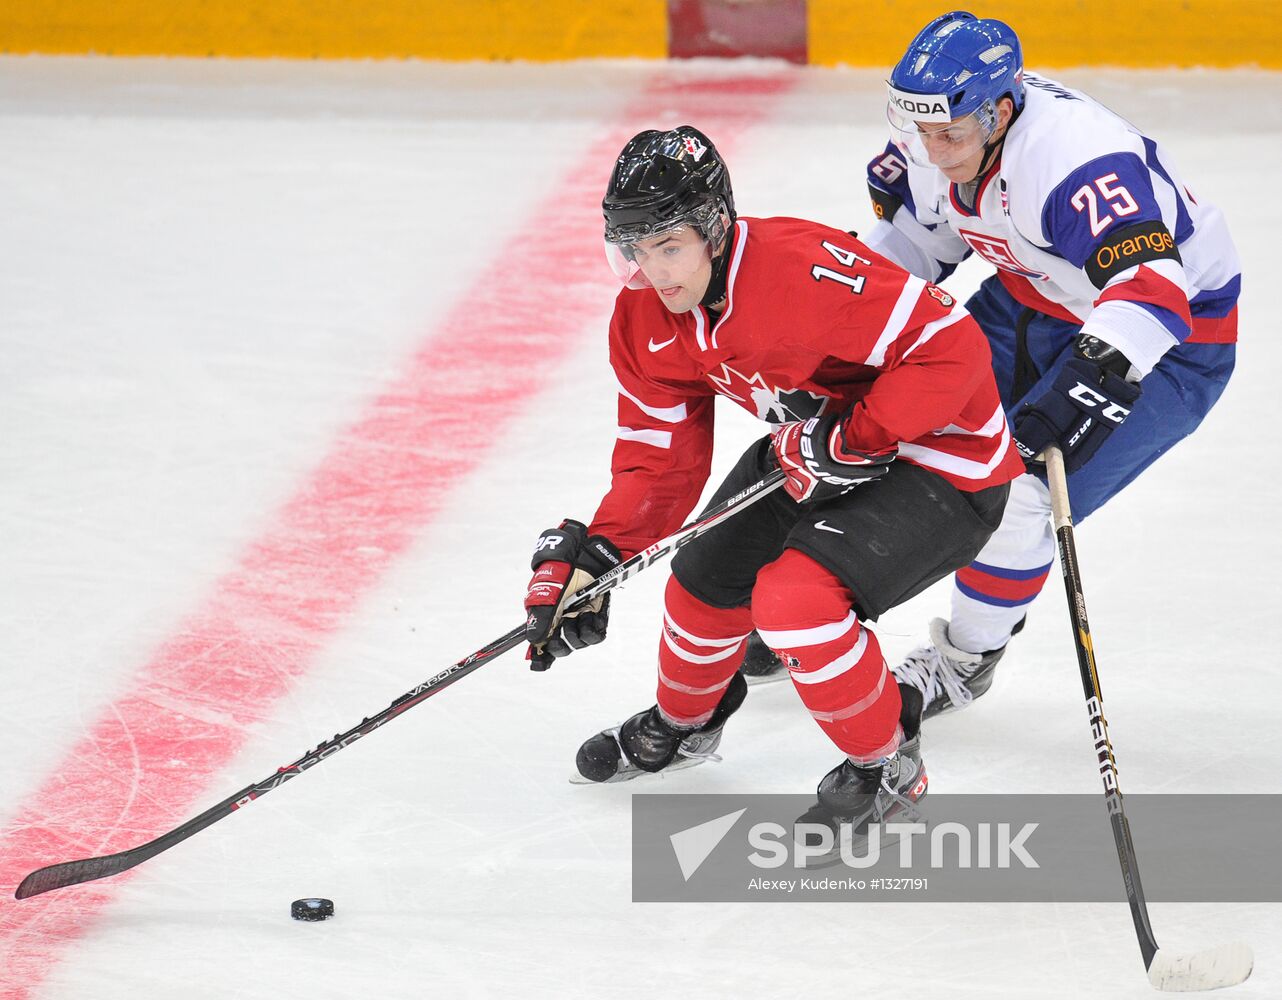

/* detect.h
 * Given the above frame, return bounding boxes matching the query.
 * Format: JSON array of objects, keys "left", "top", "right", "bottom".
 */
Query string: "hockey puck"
[{"left": 290, "top": 897, "right": 335, "bottom": 921}]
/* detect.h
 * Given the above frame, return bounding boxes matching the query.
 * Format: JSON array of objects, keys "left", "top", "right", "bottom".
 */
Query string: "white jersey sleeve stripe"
[
  {"left": 617, "top": 383, "right": 688, "bottom": 423},
  {"left": 865, "top": 275, "right": 927, "bottom": 367},
  {"left": 898, "top": 419, "right": 1013, "bottom": 479},
  {"left": 901, "top": 307, "right": 969, "bottom": 359},
  {"left": 934, "top": 402, "right": 1007, "bottom": 438},
  {"left": 617, "top": 427, "right": 672, "bottom": 449}
]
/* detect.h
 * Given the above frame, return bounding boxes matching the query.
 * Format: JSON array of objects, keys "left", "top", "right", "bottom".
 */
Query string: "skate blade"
[{"left": 568, "top": 754, "right": 711, "bottom": 785}]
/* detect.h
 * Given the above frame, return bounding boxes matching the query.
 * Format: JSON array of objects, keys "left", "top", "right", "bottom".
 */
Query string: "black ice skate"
[
  {"left": 739, "top": 630, "right": 788, "bottom": 686},
  {"left": 892, "top": 617, "right": 1023, "bottom": 719},
  {"left": 572, "top": 672, "right": 748, "bottom": 784},
  {"left": 794, "top": 684, "right": 928, "bottom": 864}
]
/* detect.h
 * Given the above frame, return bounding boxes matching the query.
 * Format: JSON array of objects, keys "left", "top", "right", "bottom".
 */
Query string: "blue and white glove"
[{"left": 1013, "top": 336, "right": 1141, "bottom": 474}]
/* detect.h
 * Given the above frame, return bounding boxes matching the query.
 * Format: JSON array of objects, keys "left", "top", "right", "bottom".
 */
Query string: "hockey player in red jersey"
[{"left": 520, "top": 126, "right": 1023, "bottom": 825}]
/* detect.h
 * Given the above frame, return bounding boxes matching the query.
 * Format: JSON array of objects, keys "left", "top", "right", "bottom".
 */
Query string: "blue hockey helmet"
[{"left": 886, "top": 12, "right": 1024, "bottom": 169}]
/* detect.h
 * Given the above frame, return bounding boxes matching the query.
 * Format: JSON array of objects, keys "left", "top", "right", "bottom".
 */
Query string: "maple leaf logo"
[
  {"left": 926, "top": 284, "right": 954, "bottom": 307},
  {"left": 706, "top": 363, "right": 828, "bottom": 423}
]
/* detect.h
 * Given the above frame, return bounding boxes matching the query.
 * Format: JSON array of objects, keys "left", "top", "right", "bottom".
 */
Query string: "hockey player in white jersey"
[{"left": 858, "top": 11, "right": 1240, "bottom": 716}]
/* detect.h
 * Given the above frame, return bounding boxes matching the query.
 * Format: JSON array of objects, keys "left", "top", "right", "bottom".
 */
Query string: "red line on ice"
[{"left": 0, "top": 70, "right": 796, "bottom": 997}]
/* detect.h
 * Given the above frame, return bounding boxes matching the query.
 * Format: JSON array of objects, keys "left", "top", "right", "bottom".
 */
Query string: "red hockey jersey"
[{"left": 589, "top": 217, "right": 1024, "bottom": 557}]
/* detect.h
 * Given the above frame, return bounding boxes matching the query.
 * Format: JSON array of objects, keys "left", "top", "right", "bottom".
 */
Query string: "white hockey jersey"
[{"left": 864, "top": 74, "right": 1240, "bottom": 377}]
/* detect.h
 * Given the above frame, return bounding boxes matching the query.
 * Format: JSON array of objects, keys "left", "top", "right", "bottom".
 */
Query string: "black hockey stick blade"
[
  {"left": 18, "top": 858, "right": 127, "bottom": 899},
  {"left": 18, "top": 852, "right": 145, "bottom": 899},
  {"left": 16, "top": 782, "right": 255, "bottom": 899}
]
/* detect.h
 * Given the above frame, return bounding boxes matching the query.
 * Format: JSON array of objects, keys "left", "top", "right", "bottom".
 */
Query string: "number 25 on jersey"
[{"left": 1071, "top": 173, "right": 1139, "bottom": 237}]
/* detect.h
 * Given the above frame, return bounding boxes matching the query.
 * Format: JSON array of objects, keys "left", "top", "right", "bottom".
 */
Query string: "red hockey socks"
[
  {"left": 654, "top": 575, "right": 753, "bottom": 727},
  {"left": 752, "top": 549, "right": 901, "bottom": 762}
]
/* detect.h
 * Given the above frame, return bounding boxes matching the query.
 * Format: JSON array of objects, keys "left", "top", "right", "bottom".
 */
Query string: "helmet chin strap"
[
  {"left": 972, "top": 138, "right": 1003, "bottom": 182},
  {"left": 699, "top": 214, "right": 735, "bottom": 310},
  {"left": 971, "top": 98, "right": 1023, "bottom": 181},
  {"left": 701, "top": 245, "right": 731, "bottom": 309}
]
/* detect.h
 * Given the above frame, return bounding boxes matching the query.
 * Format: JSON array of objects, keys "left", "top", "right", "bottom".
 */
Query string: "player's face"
[
  {"left": 916, "top": 116, "right": 991, "bottom": 181},
  {"left": 890, "top": 98, "right": 1014, "bottom": 184},
  {"left": 628, "top": 227, "right": 713, "bottom": 313}
]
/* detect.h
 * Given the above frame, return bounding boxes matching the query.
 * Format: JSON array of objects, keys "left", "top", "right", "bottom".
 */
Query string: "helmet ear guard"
[{"left": 685, "top": 198, "right": 733, "bottom": 251}]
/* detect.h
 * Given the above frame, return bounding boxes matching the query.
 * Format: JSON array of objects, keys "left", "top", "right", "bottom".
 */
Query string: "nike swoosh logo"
[
  {"left": 648, "top": 335, "right": 678, "bottom": 352},
  {"left": 814, "top": 521, "right": 844, "bottom": 534}
]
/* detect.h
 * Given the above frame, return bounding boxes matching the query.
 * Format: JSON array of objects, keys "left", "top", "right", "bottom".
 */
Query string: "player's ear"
[{"left": 996, "top": 97, "right": 1015, "bottom": 129}]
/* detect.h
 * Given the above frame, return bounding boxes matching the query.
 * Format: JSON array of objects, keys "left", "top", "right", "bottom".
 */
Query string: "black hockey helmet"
[{"left": 603, "top": 126, "right": 735, "bottom": 251}]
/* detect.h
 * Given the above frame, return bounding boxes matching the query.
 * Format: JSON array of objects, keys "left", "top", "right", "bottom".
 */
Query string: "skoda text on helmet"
[
  {"left": 602, "top": 126, "right": 736, "bottom": 294},
  {"left": 886, "top": 11, "right": 1024, "bottom": 172}
]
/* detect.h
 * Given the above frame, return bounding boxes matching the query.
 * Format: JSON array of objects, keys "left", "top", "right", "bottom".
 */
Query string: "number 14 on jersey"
[{"left": 812, "top": 240, "right": 872, "bottom": 294}]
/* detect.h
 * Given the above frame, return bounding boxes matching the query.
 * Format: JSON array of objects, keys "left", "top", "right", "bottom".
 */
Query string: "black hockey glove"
[
  {"left": 771, "top": 413, "right": 896, "bottom": 504},
  {"left": 1012, "top": 335, "right": 1141, "bottom": 474},
  {"left": 524, "top": 520, "right": 622, "bottom": 671}
]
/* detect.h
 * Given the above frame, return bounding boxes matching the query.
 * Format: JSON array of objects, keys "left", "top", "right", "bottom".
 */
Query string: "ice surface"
[{"left": 1, "top": 55, "right": 1279, "bottom": 999}]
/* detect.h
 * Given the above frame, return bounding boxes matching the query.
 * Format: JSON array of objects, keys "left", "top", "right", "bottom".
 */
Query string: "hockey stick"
[
  {"left": 1044, "top": 446, "right": 1252, "bottom": 992},
  {"left": 15, "top": 469, "right": 787, "bottom": 900}
]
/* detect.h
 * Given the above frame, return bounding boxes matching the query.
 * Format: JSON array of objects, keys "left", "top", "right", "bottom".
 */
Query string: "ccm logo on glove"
[
  {"left": 1013, "top": 352, "right": 1141, "bottom": 473},
  {"left": 1066, "top": 382, "right": 1132, "bottom": 424}
]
